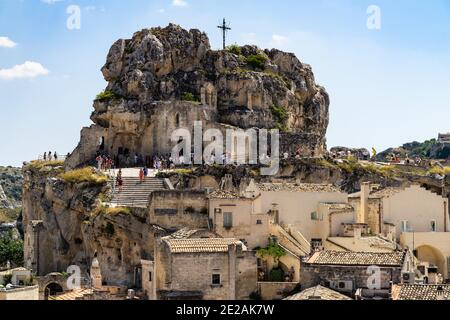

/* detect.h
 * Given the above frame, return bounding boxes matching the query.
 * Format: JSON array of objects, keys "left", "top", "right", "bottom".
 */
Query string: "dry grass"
[
  {"left": 26, "top": 160, "right": 65, "bottom": 171},
  {"left": 0, "top": 208, "right": 20, "bottom": 224},
  {"left": 58, "top": 167, "right": 108, "bottom": 186},
  {"left": 428, "top": 166, "right": 450, "bottom": 176}
]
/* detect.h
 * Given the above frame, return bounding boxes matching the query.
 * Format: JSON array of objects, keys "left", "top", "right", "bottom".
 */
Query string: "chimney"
[{"left": 359, "top": 182, "right": 370, "bottom": 224}]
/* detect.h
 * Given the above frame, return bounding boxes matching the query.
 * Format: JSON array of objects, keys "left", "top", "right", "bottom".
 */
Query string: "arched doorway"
[
  {"left": 44, "top": 282, "right": 64, "bottom": 300},
  {"left": 416, "top": 245, "right": 446, "bottom": 276}
]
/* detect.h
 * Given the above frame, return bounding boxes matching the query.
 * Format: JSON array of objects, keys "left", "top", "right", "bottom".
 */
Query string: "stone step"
[{"left": 109, "top": 177, "right": 167, "bottom": 208}]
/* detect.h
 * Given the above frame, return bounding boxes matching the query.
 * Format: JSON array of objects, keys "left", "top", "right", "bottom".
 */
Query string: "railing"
[{"left": 37, "top": 154, "right": 67, "bottom": 161}]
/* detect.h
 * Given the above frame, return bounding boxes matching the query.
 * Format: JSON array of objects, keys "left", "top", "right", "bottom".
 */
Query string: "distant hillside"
[
  {"left": 0, "top": 166, "right": 23, "bottom": 207},
  {"left": 376, "top": 139, "right": 450, "bottom": 161}
]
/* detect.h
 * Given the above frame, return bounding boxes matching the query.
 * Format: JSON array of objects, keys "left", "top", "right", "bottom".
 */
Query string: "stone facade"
[
  {"left": 155, "top": 238, "right": 257, "bottom": 300},
  {"left": 148, "top": 190, "right": 209, "bottom": 230},
  {"left": 301, "top": 250, "right": 413, "bottom": 296},
  {"left": 208, "top": 193, "right": 270, "bottom": 250},
  {"left": 0, "top": 285, "right": 39, "bottom": 300}
]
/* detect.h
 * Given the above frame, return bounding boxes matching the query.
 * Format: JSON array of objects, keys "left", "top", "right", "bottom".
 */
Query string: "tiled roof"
[
  {"left": 392, "top": 284, "right": 450, "bottom": 300},
  {"left": 349, "top": 187, "right": 403, "bottom": 199},
  {"left": 256, "top": 183, "right": 341, "bottom": 193},
  {"left": 208, "top": 190, "right": 242, "bottom": 199},
  {"left": 167, "top": 228, "right": 209, "bottom": 239},
  {"left": 284, "top": 285, "right": 352, "bottom": 301},
  {"left": 319, "top": 203, "right": 354, "bottom": 210},
  {"left": 164, "top": 238, "right": 245, "bottom": 253},
  {"left": 370, "top": 187, "right": 402, "bottom": 198},
  {"left": 306, "top": 250, "right": 405, "bottom": 266},
  {"left": 49, "top": 289, "right": 93, "bottom": 300},
  {"left": 327, "top": 236, "right": 397, "bottom": 253}
]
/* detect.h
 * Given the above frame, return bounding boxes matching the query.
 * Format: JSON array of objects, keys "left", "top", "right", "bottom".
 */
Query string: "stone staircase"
[{"left": 110, "top": 177, "right": 167, "bottom": 208}]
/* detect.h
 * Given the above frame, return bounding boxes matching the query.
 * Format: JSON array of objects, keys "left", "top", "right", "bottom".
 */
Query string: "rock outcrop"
[
  {"left": 67, "top": 24, "right": 330, "bottom": 168},
  {"left": 22, "top": 164, "right": 167, "bottom": 284},
  {"left": 0, "top": 184, "right": 12, "bottom": 209}
]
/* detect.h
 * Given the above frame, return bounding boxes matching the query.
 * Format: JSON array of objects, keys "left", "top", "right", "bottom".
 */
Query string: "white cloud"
[
  {"left": 158, "top": 8, "right": 166, "bottom": 13},
  {"left": 172, "top": 0, "right": 188, "bottom": 7},
  {"left": 0, "top": 61, "right": 49, "bottom": 80},
  {"left": 41, "top": 0, "right": 64, "bottom": 4},
  {"left": 270, "top": 34, "right": 289, "bottom": 47},
  {"left": 0, "top": 37, "right": 17, "bottom": 48},
  {"left": 241, "top": 33, "right": 258, "bottom": 45}
]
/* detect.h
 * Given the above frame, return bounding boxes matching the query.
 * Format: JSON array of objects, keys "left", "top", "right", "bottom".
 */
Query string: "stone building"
[
  {"left": 349, "top": 183, "right": 448, "bottom": 240},
  {"left": 245, "top": 180, "right": 350, "bottom": 246},
  {"left": 148, "top": 190, "right": 209, "bottom": 230},
  {"left": 146, "top": 236, "right": 257, "bottom": 300},
  {"left": 301, "top": 250, "right": 413, "bottom": 297},
  {"left": 208, "top": 189, "right": 270, "bottom": 250}
]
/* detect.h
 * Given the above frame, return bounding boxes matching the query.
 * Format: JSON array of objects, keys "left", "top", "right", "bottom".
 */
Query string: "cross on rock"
[{"left": 217, "top": 18, "right": 231, "bottom": 50}]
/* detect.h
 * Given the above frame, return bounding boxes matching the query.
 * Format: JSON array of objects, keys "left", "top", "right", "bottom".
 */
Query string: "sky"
[{"left": 0, "top": 0, "right": 449, "bottom": 167}]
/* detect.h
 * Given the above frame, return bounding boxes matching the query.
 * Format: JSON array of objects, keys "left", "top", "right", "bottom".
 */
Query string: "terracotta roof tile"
[
  {"left": 306, "top": 250, "right": 406, "bottom": 266},
  {"left": 284, "top": 285, "right": 352, "bottom": 300},
  {"left": 256, "top": 183, "right": 341, "bottom": 193},
  {"left": 392, "top": 284, "right": 450, "bottom": 300},
  {"left": 208, "top": 190, "right": 242, "bottom": 199},
  {"left": 164, "top": 238, "right": 245, "bottom": 253}
]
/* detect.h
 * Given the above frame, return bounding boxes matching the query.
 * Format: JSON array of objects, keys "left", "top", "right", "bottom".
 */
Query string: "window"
[
  {"left": 175, "top": 114, "right": 180, "bottom": 127},
  {"left": 311, "top": 239, "right": 323, "bottom": 252},
  {"left": 401, "top": 220, "right": 410, "bottom": 232},
  {"left": 223, "top": 212, "right": 233, "bottom": 228},
  {"left": 431, "top": 220, "right": 437, "bottom": 232},
  {"left": 212, "top": 274, "right": 221, "bottom": 285},
  {"left": 256, "top": 219, "right": 263, "bottom": 225},
  {"left": 148, "top": 272, "right": 152, "bottom": 282},
  {"left": 311, "top": 212, "right": 323, "bottom": 221}
]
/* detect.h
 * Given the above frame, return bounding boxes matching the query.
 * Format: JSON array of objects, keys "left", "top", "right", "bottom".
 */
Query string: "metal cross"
[{"left": 217, "top": 18, "right": 231, "bottom": 50}]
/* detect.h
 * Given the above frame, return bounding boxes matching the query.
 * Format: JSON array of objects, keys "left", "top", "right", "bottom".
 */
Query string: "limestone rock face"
[
  {"left": 68, "top": 23, "right": 330, "bottom": 168},
  {"left": 0, "top": 184, "right": 13, "bottom": 209},
  {"left": 22, "top": 166, "right": 167, "bottom": 284}
]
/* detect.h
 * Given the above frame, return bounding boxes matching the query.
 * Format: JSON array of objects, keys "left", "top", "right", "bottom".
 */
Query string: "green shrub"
[
  {"left": 226, "top": 44, "right": 242, "bottom": 56},
  {"left": 181, "top": 92, "right": 198, "bottom": 102},
  {"left": 246, "top": 53, "right": 268, "bottom": 70},
  {"left": 96, "top": 90, "right": 120, "bottom": 102},
  {"left": 270, "top": 105, "right": 289, "bottom": 132},
  {"left": 257, "top": 244, "right": 286, "bottom": 262},
  {"left": 0, "top": 232, "right": 23, "bottom": 268},
  {"left": 269, "top": 268, "right": 284, "bottom": 282},
  {"left": 58, "top": 167, "right": 108, "bottom": 186}
]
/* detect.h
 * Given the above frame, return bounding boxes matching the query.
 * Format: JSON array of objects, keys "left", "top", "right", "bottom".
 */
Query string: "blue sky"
[{"left": 0, "top": 0, "right": 449, "bottom": 166}]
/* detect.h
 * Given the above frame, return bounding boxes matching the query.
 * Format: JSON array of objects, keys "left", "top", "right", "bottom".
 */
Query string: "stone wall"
[
  {"left": 148, "top": 190, "right": 208, "bottom": 230},
  {"left": 300, "top": 264, "right": 402, "bottom": 295},
  {"left": 257, "top": 282, "right": 298, "bottom": 300},
  {"left": 0, "top": 285, "right": 39, "bottom": 300},
  {"left": 155, "top": 240, "right": 257, "bottom": 300}
]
